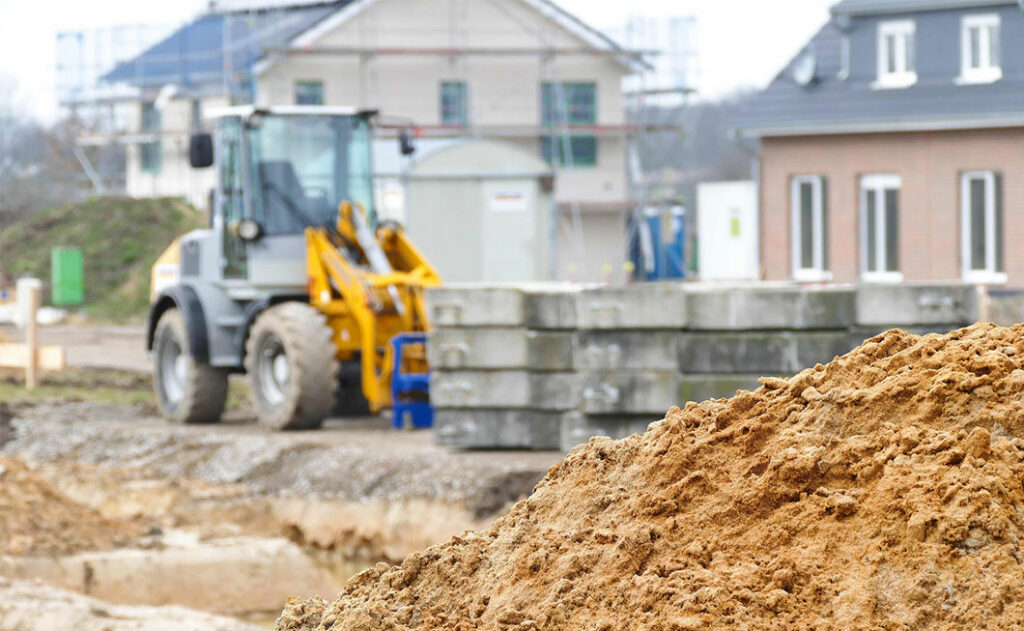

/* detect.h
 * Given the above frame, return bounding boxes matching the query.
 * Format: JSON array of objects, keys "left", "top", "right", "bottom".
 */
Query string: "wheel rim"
[
  {"left": 257, "top": 335, "right": 290, "bottom": 406},
  {"left": 159, "top": 337, "right": 186, "bottom": 406}
]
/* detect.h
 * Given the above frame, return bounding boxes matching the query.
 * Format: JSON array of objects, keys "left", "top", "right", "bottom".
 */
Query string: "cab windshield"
[{"left": 246, "top": 114, "right": 374, "bottom": 235}]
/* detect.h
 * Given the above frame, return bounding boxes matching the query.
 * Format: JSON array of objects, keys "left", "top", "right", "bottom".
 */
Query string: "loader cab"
[{"left": 191, "top": 106, "right": 378, "bottom": 282}]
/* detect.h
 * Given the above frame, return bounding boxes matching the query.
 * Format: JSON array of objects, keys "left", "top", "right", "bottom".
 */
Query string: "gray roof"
[
  {"left": 833, "top": 0, "right": 1017, "bottom": 15},
  {"left": 733, "top": 6, "right": 1024, "bottom": 137}
]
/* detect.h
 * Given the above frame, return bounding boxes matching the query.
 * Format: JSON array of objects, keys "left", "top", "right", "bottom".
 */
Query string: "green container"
[{"left": 51, "top": 247, "right": 84, "bottom": 306}]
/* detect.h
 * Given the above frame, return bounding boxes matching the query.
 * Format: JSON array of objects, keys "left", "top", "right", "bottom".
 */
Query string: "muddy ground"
[{"left": 0, "top": 371, "right": 559, "bottom": 628}]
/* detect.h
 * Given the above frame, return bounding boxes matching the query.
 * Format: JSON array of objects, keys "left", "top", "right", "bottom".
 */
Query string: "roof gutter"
[
  {"left": 832, "top": 0, "right": 1016, "bottom": 16},
  {"left": 735, "top": 115, "right": 1024, "bottom": 138}
]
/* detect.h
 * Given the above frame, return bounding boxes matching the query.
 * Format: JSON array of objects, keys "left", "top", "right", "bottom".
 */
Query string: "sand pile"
[
  {"left": 0, "top": 457, "right": 138, "bottom": 556},
  {"left": 278, "top": 323, "right": 1024, "bottom": 630}
]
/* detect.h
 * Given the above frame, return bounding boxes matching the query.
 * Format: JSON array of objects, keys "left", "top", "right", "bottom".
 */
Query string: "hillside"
[{"left": 0, "top": 197, "right": 204, "bottom": 320}]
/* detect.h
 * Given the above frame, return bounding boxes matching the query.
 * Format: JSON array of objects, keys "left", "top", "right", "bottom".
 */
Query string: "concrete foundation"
[
  {"left": 434, "top": 409, "right": 562, "bottom": 450},
  {"left": 0, "top": 536, "right": 336, "bottom": 616}
]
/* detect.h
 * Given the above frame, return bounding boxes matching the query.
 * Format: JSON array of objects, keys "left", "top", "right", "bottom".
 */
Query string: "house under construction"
[{"left": 87, "top": 0, "right": 690, "bottom": 283}]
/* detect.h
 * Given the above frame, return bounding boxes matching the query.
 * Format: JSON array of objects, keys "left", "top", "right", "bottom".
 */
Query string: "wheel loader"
[{"left": 146, "top": 106, "right": 440, "bottom": 430}]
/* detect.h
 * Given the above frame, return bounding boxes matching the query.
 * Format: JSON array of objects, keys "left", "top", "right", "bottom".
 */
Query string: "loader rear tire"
[
  {"left": 245, "top": 302, "right": 338, "bottom": 430},
  {"left": 153, "top": 309, "right": 228, "bottom": 424}
]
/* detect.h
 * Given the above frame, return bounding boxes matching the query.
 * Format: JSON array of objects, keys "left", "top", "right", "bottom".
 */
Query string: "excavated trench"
[{"left": 0, "top": 398, "right": 555, "bottom": 628}]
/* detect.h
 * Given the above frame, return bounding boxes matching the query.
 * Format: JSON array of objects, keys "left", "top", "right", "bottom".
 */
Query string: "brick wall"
[{"left": 759, "top": 127, "right": 1024, "bottom": 287}]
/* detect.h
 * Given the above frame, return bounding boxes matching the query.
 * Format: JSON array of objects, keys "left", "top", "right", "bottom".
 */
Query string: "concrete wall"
[{"left": 759, "top": 127, "right": 1024, "bottom": 287}]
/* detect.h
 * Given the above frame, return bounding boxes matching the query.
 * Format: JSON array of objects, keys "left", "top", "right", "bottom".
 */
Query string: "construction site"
[{"left": 3, "top": 0, "right": 1024, "bottom": 629}]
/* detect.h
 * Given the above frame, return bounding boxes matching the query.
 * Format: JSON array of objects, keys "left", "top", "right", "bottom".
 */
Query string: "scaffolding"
[{"left": 64, "top": 0, "right": 696, "bottom": 276}]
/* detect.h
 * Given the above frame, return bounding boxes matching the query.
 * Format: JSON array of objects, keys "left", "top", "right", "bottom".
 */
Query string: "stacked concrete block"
[
  {"left": 426, "top": 284, "right": 579, "bottom": 450},
  {"left": 427, "top": 282, "right": 992, "bottom": 453},
  {"left": 562, "top": 284, "right": 689, "bottom": 451},
  {"left": 563, "top": 284, "right": 860, "bottom": 451}
]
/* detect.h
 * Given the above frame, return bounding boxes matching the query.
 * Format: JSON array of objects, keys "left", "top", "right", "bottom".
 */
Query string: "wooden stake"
[{"left": 25, "top": 284, "right": 40, "bottom": 390}]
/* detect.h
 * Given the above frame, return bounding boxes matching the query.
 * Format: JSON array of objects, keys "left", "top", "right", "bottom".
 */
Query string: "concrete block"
[
  {"left": 577, "top": 283, "right": 688, "bottom": 329},
  {"left": 576, "top": 330, "right": 679, "bottom": 371},
  {"left": 559, "top": 412, "right": 661, "bottom": 452},
  {"left": 677, "top": 331, "right": 856, "bottom": 374},
  {"left": 426, "top": 285, "right": 525, "bottom": 327},
  {"left": 425, "top": 283, "right": 580, "bottom": 328},
  {"left": 431, "top": 370, "right": 580, "bottom": 411},
  {"left": 855, "top": 284, "right": 979, "bottom": 327},
  {"left": 988, "top": 289, "right": 1024, "bottom": 327},
  {"left": 428, "top": 328, "right": 574, "bottom": 371},
  {"left": 581, "top": 370, "right": 680, "bottom": 414},
  {"left": 677, "top": 374, "right": 764, "bottom": 403},
  {"left": 687, "top": 285, "right": 855, "bottom": 330},
  {"left": 524, "top": 288, "right": 579, "bottom": 329},
  {"left": 434, "top": 409, "right": 562, "bottom": 450}
]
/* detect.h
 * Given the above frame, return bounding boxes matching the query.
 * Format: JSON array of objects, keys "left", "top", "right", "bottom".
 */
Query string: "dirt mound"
[
  {"left": 277, "top": 323, "right": 1024, "bottom": 630},
  {"left": 0, "top": 457, "right": 139, "bottom": 556}
]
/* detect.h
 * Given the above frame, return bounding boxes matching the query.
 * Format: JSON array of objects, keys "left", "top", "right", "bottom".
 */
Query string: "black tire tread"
[
  {"left": 153, "top": 310, "right": 228, "bottom": 424},
  {"left": 244, "top": 302, "right": 338, "bottom": 430}
]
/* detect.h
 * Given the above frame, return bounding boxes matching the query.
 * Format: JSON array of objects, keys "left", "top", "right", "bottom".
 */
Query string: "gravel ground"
[{"left": 3, "top": 401, "right": 557, "bottom": 517}]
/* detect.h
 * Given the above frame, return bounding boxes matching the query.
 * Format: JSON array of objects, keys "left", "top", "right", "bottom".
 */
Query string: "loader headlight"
[{"left": 231, "top": 218, "right": 263, "bottom": 242}]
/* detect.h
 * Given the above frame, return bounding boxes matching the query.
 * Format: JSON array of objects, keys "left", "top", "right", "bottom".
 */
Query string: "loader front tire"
[
  {"left": 245, "top": 302, "right": 338, "bottom": 430},
  {"left": 153, "top": 309, "right": 228, "bottom": 424}
]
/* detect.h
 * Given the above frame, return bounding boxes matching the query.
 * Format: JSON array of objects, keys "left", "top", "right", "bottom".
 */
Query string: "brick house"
[{"left": 734, "top": 0, "right": 1024, "bottom": 287}]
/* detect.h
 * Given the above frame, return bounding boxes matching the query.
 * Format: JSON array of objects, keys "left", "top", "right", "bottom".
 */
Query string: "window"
[
  {"left": 541, "top": 136, "right": 597, "bottom": 167},
  {"left": 140, "top": 101, "right": 161, "bottom": 174},
  {"left": 960, "top": 15, "right": 1002, "bottom": 84},
  {"left": 791, "top": 176, "right": 830, "bottom": 281},
  {"left": 961, "top": 172, "right": 1005, "bottom": 282},
  {"left": 440, "top": 81, "right": 468, "bottom": 126},
  {"left": 294, "top": 81, "right": 323, "bottom": 105},
  {"left": 839, "top": 35, "right": 851, "bottom": 81},
  {"left": 860, "top": 175, "right": 901, "bottom": 281},
  {"left": 541, "top": 82, "right": 597, "bottom": 168},
  {"left": 875, "top": 20, "right": 916, "bottom": 89}
]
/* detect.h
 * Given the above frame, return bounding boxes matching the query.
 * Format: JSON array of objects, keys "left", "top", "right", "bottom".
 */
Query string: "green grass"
[
  {"left": 0, "top": 368, "right": 251, "bottom": 414},
  {"left": 0, "top": 381, "right": 157, "bottom": 410},
  {"left": 0, "top": 196, "right": 205, "bottom": 321}
]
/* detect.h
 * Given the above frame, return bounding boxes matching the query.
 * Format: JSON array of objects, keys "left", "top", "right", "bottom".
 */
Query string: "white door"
[{"left": 480, "top": 179, "right": 544, "bottom": 282}]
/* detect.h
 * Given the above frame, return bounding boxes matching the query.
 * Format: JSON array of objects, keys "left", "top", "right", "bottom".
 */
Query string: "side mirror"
[
  {"left": 399, "top": 129, "right": 416, "bottom": 156},
  {"left": 189, "top": 133, "right": 214, "bottom": 169}
]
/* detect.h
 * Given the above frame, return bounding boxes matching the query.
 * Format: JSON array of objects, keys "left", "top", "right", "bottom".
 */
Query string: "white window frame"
[
  {"left": 960, "top": 171, "right": 1007, "bottom": 284},
  {"left": 958, "top": 14, "right": 1002, "bottom": 85},
  {"left": 791, "top": 175, "right": 831, "bottom": 282},
  {"left": 859, "top": 174, "right": 903, "bottom": 282},
  {"left": 838, "top": 35, "right": 851, "bottom": 81},
  {"left": 874, "top": 20, "right": 917, "bottom": 89}
]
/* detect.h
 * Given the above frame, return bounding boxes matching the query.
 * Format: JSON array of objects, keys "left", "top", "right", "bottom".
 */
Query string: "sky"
[{"left": 0, "top": 0, "right": 833, "bottom": 123}]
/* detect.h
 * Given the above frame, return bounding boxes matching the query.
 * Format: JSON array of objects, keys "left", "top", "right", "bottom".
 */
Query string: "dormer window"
[
  {"left": 875, "top": 20, "right": 916, "bottom": 89},
  {"left": 959, "top": 15, "right": 1001, "bottom": 84}
]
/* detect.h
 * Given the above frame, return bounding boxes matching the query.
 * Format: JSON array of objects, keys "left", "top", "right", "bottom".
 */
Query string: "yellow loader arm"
[{"left": 306, "top": 203, "right": 440, "bottom": 412}]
